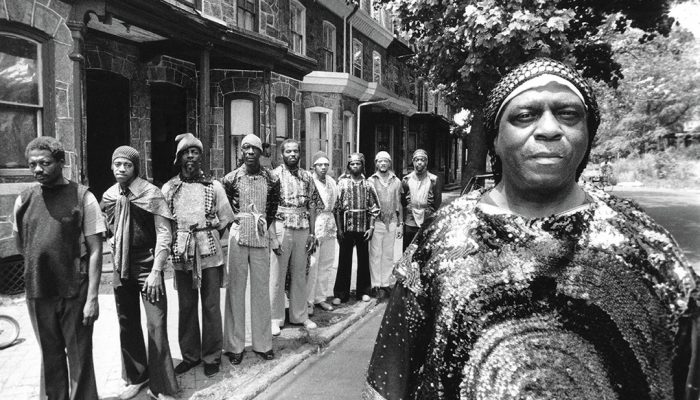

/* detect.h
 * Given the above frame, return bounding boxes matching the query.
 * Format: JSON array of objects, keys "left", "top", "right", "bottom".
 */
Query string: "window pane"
[
  {"left": 231, "top": 99, "right": 254, "bottom": 136},
  {"left": 353, "top": 41, "right": 362, "bottom": 78},
  {"left": 0, "top": 105, "right": 37, "bottom": 168},
  {"left": 373, "top": 52, "right": 381, "bottom": 83},
  {"left": 0, "top": 34, "right": 39, "bottom": 105},
  {"left": 276, "top": 102, "right": 288, "bottom": 138}
]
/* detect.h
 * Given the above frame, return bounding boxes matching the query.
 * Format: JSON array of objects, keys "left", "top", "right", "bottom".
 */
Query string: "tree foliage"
[
  {"left": 378, "top": 0, "right": 675, "bottom": 182},
  {"left": 592, "top": 24, "right": 700, "bottom": 159}
]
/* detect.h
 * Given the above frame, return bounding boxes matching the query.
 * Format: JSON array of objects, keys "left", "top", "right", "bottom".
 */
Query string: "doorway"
[
  {"left": 151, "top": 83, "right": 186, "bottom": 185},
  {"left": 86, "top": 70, "right": 130, "bottom": 201}
]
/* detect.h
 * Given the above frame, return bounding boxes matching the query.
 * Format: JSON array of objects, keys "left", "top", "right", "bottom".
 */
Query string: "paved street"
[
  {"left": 612, "top": 188, "right": 700, "bottom": 270},
  {"left": 255, "top": 304, "right": 385, "bottom": 400}
]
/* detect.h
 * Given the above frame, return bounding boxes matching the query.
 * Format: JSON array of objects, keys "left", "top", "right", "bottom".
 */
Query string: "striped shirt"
[{"left": 334, "top": 174, "right": 380, "bottom": 233}]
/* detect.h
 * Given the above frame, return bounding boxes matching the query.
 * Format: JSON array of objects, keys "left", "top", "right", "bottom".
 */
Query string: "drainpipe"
[
  {"left": 356, "top": 99, "right": 390, "bottom": 152},
  {"left": 344, "top": 4, "right": 359, "bottom": 73}
]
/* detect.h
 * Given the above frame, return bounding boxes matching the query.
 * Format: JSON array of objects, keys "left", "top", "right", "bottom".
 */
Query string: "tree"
[
  {"left": 592, "top": 24, "right": 700, "bottom": 158},
  {"left": 381, "top": 0, "right": 674, "bottom": 184}
]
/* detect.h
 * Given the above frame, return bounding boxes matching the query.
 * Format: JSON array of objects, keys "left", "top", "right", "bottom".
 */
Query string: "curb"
[{"left": 200, "top": 299, "right": 379, "bottom": 400}]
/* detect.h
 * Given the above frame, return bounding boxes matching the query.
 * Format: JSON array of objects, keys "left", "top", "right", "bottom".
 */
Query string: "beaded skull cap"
[{"left": 483, "top": 58, "right": 600, "bottom": 179}]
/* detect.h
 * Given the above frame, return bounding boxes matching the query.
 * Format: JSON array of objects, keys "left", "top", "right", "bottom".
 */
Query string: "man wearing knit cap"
[
  {"left": 221, "top": 133, "right": 280, "bottom": 364},
  {"left": 333, "top": 153, "right": 380, "bottom": 304},
  {"left": 162, "top": 133, "right": 234, "bottom": 377},
  {"left": 368, "top": 151, "right": 402, "bottom": 300},
  {"left": 101, "top": 146, "right": 178, "bottom": 400},
  {"left": 306, "top": 151, "right": 339, "bottom": 313},
  {"left": 13, "top": 137, "right": 105, "bottom": 399},
  {"left": 270, "top": 139, "right": 319, "bottom": 331},
  {"left": 400, "top": 149, "right": 441, "bottom": 250}
]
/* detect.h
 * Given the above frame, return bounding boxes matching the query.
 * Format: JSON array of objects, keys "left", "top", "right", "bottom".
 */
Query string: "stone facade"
[{"left": 0, "top": 0, "right": 77, "bottom": 259}]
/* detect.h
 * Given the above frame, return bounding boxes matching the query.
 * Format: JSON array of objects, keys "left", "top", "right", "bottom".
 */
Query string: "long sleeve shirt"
[
  {"left": 272, "top": 164, "right": 318, "bottom": 230},
  {"left": 334, "top": 174, "right": 380, "bottom": 233},
  {"left": 221, "top": 166, "right": 280, "bottom": 248},
  {"left": 368, "top": 172, "right": 402, "bottom": 226}
]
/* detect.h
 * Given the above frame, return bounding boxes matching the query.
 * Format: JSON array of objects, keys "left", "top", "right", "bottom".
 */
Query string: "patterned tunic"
[
  {"left": 365, "top": 188, "right": 700, "bottom": 400},
  {"left": 312, "top": 173, "right": 338, "bottom": 241},
  {"left": 401, "top": 171, "right": 441, "bottom": 228},
  {"left": 272, "top": 165, "right": 317, "bottom": 230},
  {"left": 369, "top": 172, "right": 401, "bottom": 225},
  {"left": 334, "top": 174, "right": 380, "bottom": 233},
  {"left": 221, "top": 166, "right": 279, "bottom": 248}
]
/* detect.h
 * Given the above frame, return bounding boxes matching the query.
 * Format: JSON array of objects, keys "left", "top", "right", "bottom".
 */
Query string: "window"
[
  {"left": 372, "top": 51, "right": 381, "bottom": 84},
  {"left": 0, "top": 32, "right": 48, "bottom": 169},
  {"left": 321, "top": 22, "right": 336, "bottom": 72},
  {"left": 224, "top": 93, "right": 259, "bottom": 170},
  {"left": 275, "top": 98, "right": 291, "bottom": 140},
  {"left": 290, "top": 1, "right": 305, "bottom": 55},
  {"left": 305, "top": 107, "right": 333, "bottom": 169},
  {"left": 352, "top": 39, "right": 363, "bottom": 79},
  {"left": 343, "top": 112, "right": 355, "bottom": 164},
  {"left": 237, "top": 0, "right": 257, "bottom": 31}
]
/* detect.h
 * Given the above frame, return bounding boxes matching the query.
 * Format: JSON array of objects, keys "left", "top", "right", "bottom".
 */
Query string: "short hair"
[
  {"left": 280, "top": 138, "right": 300, "bottom": 152},
  {"left": 25, "top": 137, "right": 65, "bottom": 162}
]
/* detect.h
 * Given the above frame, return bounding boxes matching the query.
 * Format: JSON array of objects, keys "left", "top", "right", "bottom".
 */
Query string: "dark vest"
[
  {"left": 128, "top": 203, "right": 156, "bottom": 265},
  {"left": 16, "top": 182, "right": 88, "bottom": 299}
]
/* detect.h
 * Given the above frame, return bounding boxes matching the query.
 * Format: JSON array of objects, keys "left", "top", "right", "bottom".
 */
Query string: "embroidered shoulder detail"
[{"left": 394, "top": 243, "right": 423, "bottom": 295}]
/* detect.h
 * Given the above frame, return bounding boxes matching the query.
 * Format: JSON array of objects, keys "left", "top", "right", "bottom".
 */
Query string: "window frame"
[
  {"left": 224, "top": 92, "right": 260, "bottom": 172},
  {"left": 237, "top": 0, "right": 258, "bottom": 31},
  {"left": 275, "top": 96, "right": 292, "bottom": 141},
  {"left": 321, "top": 21, "right": 336, "bottom": 72},
  {"left": 0, "top": 24, "right": 54, "bottom": 173},
  {"left": 352, "top": 39, "right": 363, "bottom": 79},
  {"left": 372, "top": 51, "right": 381, "bottom": 84},
  {"left": 290, "top": 0, "right": 306, "bottom": 55},
  {"left": 305, "top": 106, "right": 333, "bottom": 169}
]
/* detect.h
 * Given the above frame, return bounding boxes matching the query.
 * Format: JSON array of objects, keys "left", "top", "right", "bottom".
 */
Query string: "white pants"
[
  {"left": 369, "top": 220, "right": 397, "bottom": 288},
  {"left": 307, "top": 238, "right": 338, "bottom": 305},
  {"left": 270, "top": 222, "right": 309, "bottom": 326}
]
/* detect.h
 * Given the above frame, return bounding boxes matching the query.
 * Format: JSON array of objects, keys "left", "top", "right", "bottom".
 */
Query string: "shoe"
[
  {"left": 271, "top": 323, "right": 281, "bottom": 336},
  {"left": 303, "top": 319, "right": 318, "bottom": 330},
  {"left": 370, "top": 287, "right": 379, "bottom": 298},
  {"left": 362, "top": 294, "right": 371, "bottom": 302},
  {"left": 174, "top": 360, "right": 201, "bottom": 375},
  {"left": 226, "top": 351, "right": 244, "bottom": 365},
  {"left": 254, "top": 350, "right": 275, "bottom": 360},
  {"left": 307, "top": 303, "right": 314, "bottom": 316},
  {"left": 203, "top": 362, "right": 219, "bottom": 377},
  {"left": 331, "top": 297, "right": 342, "bottom": 306},
  {"left": 119, "top": 379, "right": 149, "bottom": 399},
  {"left": 316, "top": 301, "right": 334, "bottom": 311},
  {"left": 146, "top": 389, "right": 177, "bottom": 400}
]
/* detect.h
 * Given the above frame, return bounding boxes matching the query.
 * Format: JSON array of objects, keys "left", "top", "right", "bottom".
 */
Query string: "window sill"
[{"left": 0, "top": 169, "right": 31, "bottom": 177}]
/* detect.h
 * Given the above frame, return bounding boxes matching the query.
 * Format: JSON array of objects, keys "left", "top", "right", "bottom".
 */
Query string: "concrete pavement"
[{"left": 0, "top": 271, "right": 379, "bottom": 400}]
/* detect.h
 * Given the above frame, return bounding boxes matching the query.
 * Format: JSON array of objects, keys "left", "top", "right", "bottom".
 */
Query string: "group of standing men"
[{"left": 12, "top": 132, "right": 441, "bottom": 400}]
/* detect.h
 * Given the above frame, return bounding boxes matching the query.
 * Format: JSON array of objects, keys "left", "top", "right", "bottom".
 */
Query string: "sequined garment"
[
  {"left": 335, "top": 174, "right": 380, "bottom": 233},
  {"left": 365, "top": 189, "right": 699, "bottom": 400}
]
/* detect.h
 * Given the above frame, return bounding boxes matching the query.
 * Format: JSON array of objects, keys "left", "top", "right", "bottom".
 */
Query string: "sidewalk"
[{"left": 0, "top": 271, "right": 379, "bottom": 400}]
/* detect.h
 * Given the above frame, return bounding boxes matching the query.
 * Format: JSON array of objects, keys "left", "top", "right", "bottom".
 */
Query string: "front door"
[
  {"left": 86, "top": 70, "right": 130, "bottom": 201},
  {"left": 151, "top": 83, "right": 186, "bottom": 186}
]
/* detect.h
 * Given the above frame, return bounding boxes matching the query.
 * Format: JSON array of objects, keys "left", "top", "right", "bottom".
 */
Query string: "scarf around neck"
[{"left": 101, "top": 177, "right": 173, "bottom": 280}]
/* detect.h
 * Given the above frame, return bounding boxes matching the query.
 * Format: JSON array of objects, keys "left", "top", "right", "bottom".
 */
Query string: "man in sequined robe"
[
  {"left": 162, "top": 133, "right": 234, "bottom": 378},
  {"left": 365, "top": 58, "right": 700, "bottom": 400},
  {"left": 221, "top": 134, "right": 280, "bottom": 364}
]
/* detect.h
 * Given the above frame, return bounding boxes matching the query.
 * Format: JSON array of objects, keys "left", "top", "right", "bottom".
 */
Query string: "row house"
[{"left": 0, "top": 0, "right": 457, "bottom": 285}]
